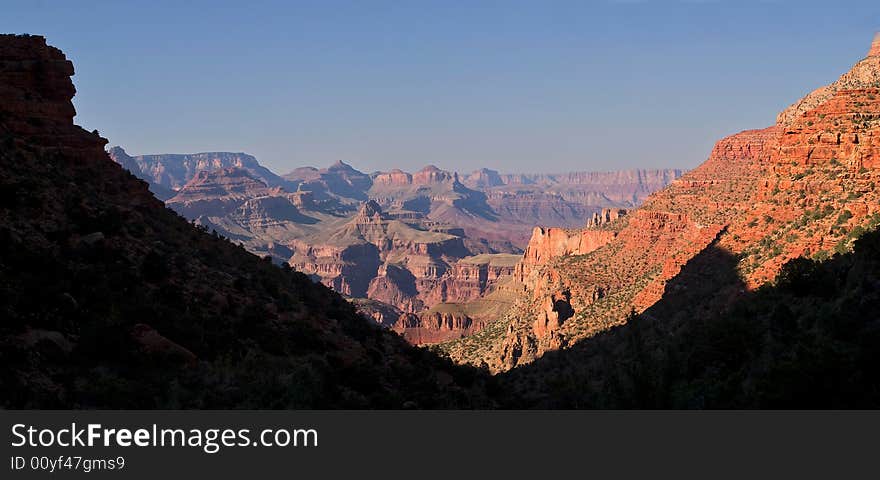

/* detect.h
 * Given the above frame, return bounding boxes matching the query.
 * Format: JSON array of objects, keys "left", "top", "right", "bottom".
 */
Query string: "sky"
[{"left": 3, "top": 1, "right": 880, "bottom": 174}]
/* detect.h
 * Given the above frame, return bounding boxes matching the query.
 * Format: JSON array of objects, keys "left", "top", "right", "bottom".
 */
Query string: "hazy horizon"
[
  {"left": 109, "top": 148, "right": 688, "bottom": 176},
  {"left": 4, "top": 1, "right": 879, "bottom": 174}
]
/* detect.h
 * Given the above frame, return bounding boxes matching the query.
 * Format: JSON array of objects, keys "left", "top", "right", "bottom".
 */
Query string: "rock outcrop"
[
  {"left": 396, "top": 308, "right": 484, "bottom": 344},
  {"left": 515, "top": 226, "right": 617, "bottom": 281},
  {"left": 776, "top": 33, "right": 880, "bottom": 126},
  {"left": 587, "top": 208, "right": 628, "bottom": 228},
  {"left": 392, "top": 282, "right": 519, "bottom": 344},
  {"left": 0, "top": 35, "right": 105, "bottom": 161},
  {"left": 165, "top": 167, "right": 283, "bottom": 218},
  {"left": 284, "top": 160, "right": 372, "bottom": 202}
]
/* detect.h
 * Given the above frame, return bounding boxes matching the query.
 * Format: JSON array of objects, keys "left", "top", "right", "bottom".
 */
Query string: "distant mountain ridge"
[
  {"left": 108, "top": 146, "right": 294, "bottom": 199},
  {"left": 462, "top": 167, "right": 683, "bottom": 207},
  {"left": 110, "top": 147, "right": 682, "bottom": 243}
]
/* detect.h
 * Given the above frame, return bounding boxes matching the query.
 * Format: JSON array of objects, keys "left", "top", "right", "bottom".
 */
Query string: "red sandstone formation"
[
  {"left": 287, "top": 200, "right": 520, "bottom": 334},
  {"left": 442, "top": 33, "right": 880, "bottom": 372},
  {"left": 283, "top": 160, "right": 372, "bottom": 202},
  {"left": 587, "top": 208, "right": 628, "bottom": 228},
  {"left": 372, "top": 169, "right": 413, "bottom": 187},
  {"left": 776, "top": 33, "right": 880, "bottom": 125},
  {"left": 392, "top": 283, "right": 519, "bottom": 344},
  {"left": 165, "top": 167, "right": 284, "bottom": 218},
  {"left": 515, "top": 226, "right": 617, "bottom": 282},
  {"left": 395, "top": 308, "right": 484, "bottom": 344},
  {"left": 413, "top": 165, "right": 457, "bottom": 185},
  {"left": 0, "top": 35, "right": 106, "bottom": 161}
]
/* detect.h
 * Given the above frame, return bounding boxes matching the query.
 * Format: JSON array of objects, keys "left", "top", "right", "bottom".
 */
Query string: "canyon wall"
[{"left": 441, "top": 36, "right": 880, "bottom": 371}]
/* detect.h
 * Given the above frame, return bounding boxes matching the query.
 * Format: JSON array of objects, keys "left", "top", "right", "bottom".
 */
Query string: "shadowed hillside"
[
  {"left": 496, "top": 228, "right": 880, "bottom": 408},
  {"left": 0, "top": 34, "right": 491, "bottom": 409}
]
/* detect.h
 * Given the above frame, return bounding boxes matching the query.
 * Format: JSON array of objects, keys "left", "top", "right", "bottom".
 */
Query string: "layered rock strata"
[{"left": 441, "top": 34, "right": 880, "bottom": 371}]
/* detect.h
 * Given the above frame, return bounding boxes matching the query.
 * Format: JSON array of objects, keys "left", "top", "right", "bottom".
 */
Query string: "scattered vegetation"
[{"left": 500, "top": 228, "right": 880, "bottom": 408}]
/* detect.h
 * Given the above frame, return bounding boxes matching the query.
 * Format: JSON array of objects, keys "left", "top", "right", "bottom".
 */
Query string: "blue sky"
[{"left": 3, "top": 1, "right": 879, "bottom": 174}]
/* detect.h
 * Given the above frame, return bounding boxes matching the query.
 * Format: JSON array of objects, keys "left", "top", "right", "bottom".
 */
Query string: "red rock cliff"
[
  {"left": 444, "top": 34, "right": 880, "bottom": 372},
  {"left": 0, "top": 34, "right": 106, "bottom": 159}
]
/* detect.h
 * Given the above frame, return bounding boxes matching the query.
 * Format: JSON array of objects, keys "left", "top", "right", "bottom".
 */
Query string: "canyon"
[
  {"left": 110, "top": 147, "right": 680, "bottom": 342},
  {"left": 5, "top": 32, "right": 880, "bottom": 409}
]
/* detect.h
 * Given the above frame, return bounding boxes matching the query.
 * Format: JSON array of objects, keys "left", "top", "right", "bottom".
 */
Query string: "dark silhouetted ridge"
[{"left": 0, "top": 34, "right": 491, "bottom": 408}]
